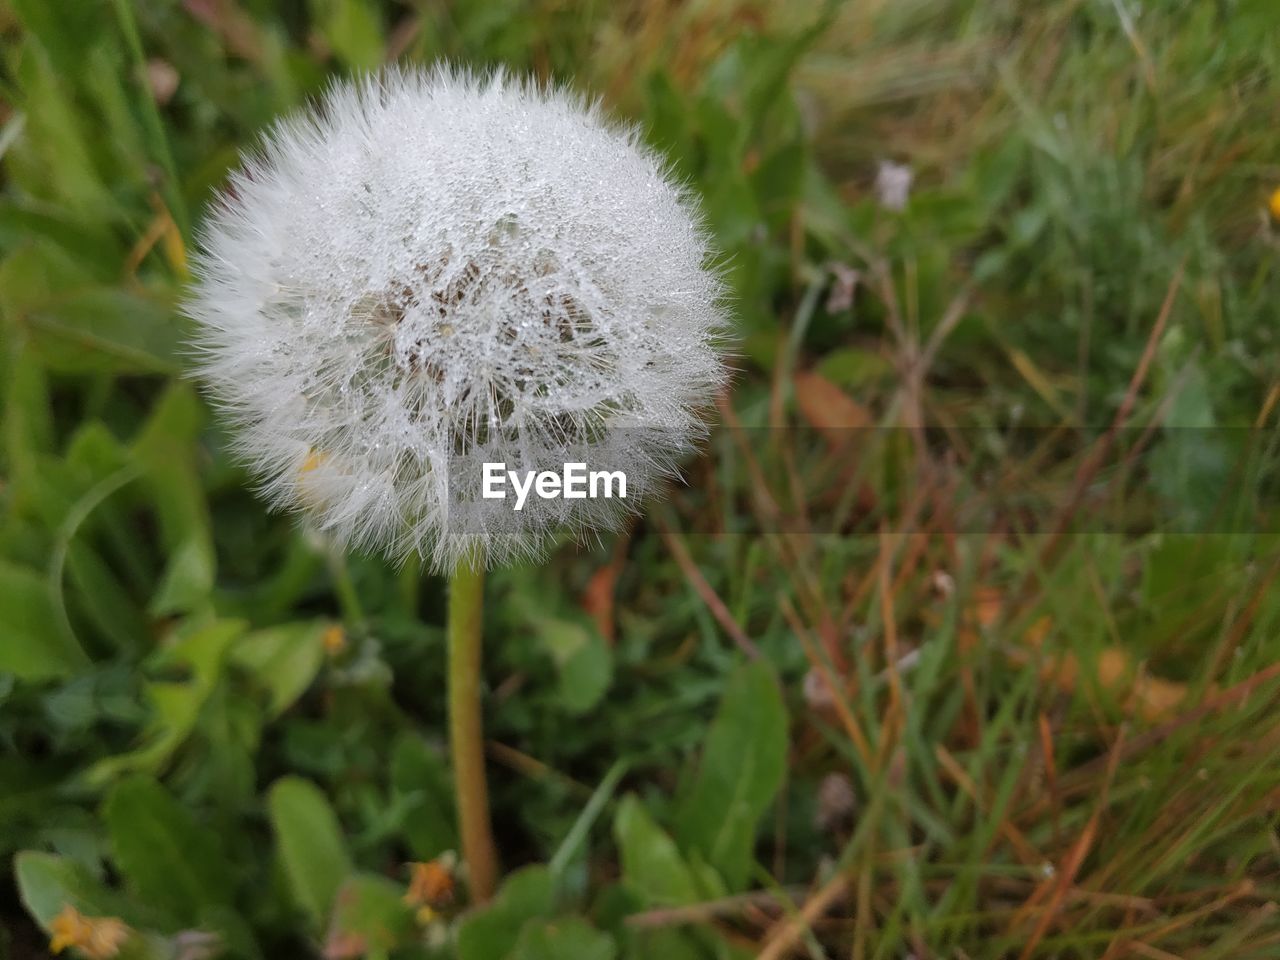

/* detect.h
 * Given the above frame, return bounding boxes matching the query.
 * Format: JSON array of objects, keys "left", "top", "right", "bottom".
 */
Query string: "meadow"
[{"left": 2, "top": 1, "right": 1280, "bottom": 958}]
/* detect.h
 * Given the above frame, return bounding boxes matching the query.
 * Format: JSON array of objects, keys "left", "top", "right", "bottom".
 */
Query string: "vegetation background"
[{"left": 2, "top": 0, "right": 1280, "bottom": 957}]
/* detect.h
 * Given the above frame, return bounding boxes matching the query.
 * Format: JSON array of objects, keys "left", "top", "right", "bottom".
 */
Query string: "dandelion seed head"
[
  {"left": 874, "top": 160, "right": 913, "bottom": 212},
  {"left": 186, "top": 66, "right": 729, "bottom": 571}
]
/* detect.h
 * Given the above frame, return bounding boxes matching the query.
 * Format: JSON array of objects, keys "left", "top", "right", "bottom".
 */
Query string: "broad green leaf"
[
  {"left": 133, "top": 384, "right": 215, "bottom": 615},
  {"left": 390, "top": 733, "right": 457, "bottom": 860},
  {"left": 13, "top": 850, "right": 173, "bottom": 938},
  {"left": 613, "top": 795, "right": 698, "bottom": 907},
  {"left": 24, "top": 289, "right": 181, "bottom": 375},
  {"left": 14, "top": 851, "right": 122, "bottom": 927},
  {"left": 0, "top": 241, "right": 98, "bottom": 318},
  {"left": 87, "top": 620, "right": 246, "bottom": 783},
  {"left": 326, "top": 874, "right": 417, "bottom": 958},
  {"left": 1151, "top": 361, "right": 1231, "bottom": 533},
  {"left": 0, "top": 560, "right": 88, "bottom": 679},
  {"left": 311, "top": 0, "right": 384, "bottom": 70},
  {"left": 8, "top": 0, "right": 112, "bottom": 88},
  {"left": 230, "top": 620, "right": 328, "bottom": 717},
  {"left": 103, "top": 775, "right": 236, "bottom": 924},
  {"left": 750, "top": 140, "right": 806, "bottom": 227},
  {"left": 66, "top": 541, "right": 148, "bottom": 655},
  {"left": 2, "top": 339, "right": 53, "bottom": 486},
  {"left": 512, "top": 917, "right": 616, "bottom": 960},
  {"left": 268, "top": 777, "right": 353, "bottom": 927},
  {"left": 536, "top": 616, "right": 613, "bottom": 715},
  {"left": 456, "top": 866, "right": 556, "bottom": 960},
  {"left": 620, "top": 928, "right": 711, "bottom": 960},
  {"left": 0, "top": 200, "right": 118, "bottom": 274},
  {"left": 198, "top": 904, "right": 264, "bottom": 960},
  {"left": 7, "top": 48, "right": 116, "bottom": 217},
  {"left": 149, "top": 537, "right": 215, "bottom": 617},
  {"left": 675, "top": 660, "right": 787, "bottom": 891}
]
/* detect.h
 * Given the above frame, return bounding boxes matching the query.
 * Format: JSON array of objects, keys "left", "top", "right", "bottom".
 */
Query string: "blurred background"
[{"left": 2, "top": 1, "right": 1280, "bottom": 958}]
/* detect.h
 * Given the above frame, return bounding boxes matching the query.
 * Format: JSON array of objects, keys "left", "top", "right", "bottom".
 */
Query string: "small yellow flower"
[
  {"left": 1270, "top": 186, "right": 1280, "bottom": 222},
  {"left": 404, "top": 855, "right": 456, "bottom": 924},
  {"left": 322, "top": 624, "right": 347, "bottom": 657},
  {"left": 48, "top": 905, "right": 130, "bottom": 959}
]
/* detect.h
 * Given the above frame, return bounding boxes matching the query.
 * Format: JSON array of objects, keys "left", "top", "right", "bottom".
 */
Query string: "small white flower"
[
  {"left": 874, "top": 160, "right": 913, "bottom": 211},
  {"left": 187, "top": 66, "right": 729, "bottom": 572}
]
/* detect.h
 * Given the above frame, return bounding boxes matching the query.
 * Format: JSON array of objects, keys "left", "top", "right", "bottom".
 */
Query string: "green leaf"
[
  {"left": 13, "top": 850, "right": 170, "bottom": 935},
  {"left": 149, "top": 536, "right": 215, "bottom": 616},
  {"left": 311, "top": 0, "right": 384, "bottom": 70},
  {"left": 512, "top": 917, "right": 617, "bottom": 960},
  {"left": 0, "top": 199, "right": 118, "bottom": 275},
  {"left": 23, "top": 289, "right": 181, "bottom": 375},
  {"left": 103, "top": 775, "right": 236, "bottom": 924},
  {"left": 613, "top": 795, "right": 698, "bottom": 907},
  {"left": 326, "top": 874, "right": 417, "bottom": 957},
  {"left": 268, "top": 776, "right": 353, "bottom": 927},
  {"left": 1151, "top": 361, "right": 1230, "bottom": 532},
  {"left": 7, "top": 48, "right": 118, "bottom": 218},
  {"left": 390, "top": 733, "right": 457, "bottom": 861},
  {"left": 65, "top": 541, "right": 148, "bottom": 654},
  {"left": 133, "top": 384, "right": 215, "bottom": 615},
  {"left": 456, "top": 866, "right": 556, "bottom": 960},
  {"left": 0, "top": 560, "right": 88, "bottom": 679},
  {"left": 14, "top": 851, "right": 122, "bottom": 927},
  {"left": 2, "top": 339, "right": 54, "bottom": 486},
  {"left": 87, "top": 620, "right": 246, "bottom": 783},
  {"left": 750, "top": 140, "right": 807, "bottom": 226},
  {"left": 536, "top": 616, "right": 614, "bottom": 715},
  {"left": 675, "top": 660, "right": 787, "bottom": 891},
  {"left": 197, "top": 904, "right": 264, "bottom": 960},
  {"left": 230, "top": 620, "right": 328, "bottom": 718},
  {"left": 620, "top": 928, "right": 711, "bottom": 960}
]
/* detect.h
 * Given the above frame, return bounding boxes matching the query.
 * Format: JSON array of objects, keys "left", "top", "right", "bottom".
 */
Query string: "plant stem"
[{"left": 447, "top": 552, "right": 499, "bottom": 902}]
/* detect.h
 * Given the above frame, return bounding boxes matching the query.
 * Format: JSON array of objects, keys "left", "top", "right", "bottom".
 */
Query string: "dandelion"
[
  {"left": 1270, "top": 186, "right": 1280, "bottom": 222},
  {"left": 186, "top": 66, "right": 729, "bottom": 902},
  {"left": 186, "top": 65, "right": 727, "bottom": 574}
]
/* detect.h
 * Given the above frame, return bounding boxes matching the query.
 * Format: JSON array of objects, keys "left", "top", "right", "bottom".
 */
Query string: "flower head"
[
  {"left": 187, "top": 66, "right": 728, "bottom": 571},
  {"left": 48, "top": 905, "right": 130, "bottom": 959}
]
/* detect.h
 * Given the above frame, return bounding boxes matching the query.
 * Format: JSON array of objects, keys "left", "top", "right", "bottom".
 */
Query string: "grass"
[{"left": 1, "top": 1, "right": 1279, "bottom": 958}]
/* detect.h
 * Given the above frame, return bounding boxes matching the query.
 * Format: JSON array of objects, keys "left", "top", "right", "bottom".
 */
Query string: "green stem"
[{"left": 447, "top": 552, "right": 499, "bottom": 902}]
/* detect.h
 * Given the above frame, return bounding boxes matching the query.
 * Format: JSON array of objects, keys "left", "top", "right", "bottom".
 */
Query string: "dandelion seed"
[
  {"left": 803, "top": 667, "right": 836, "bottom": 712},
  {"left": 874, "top": 160, "right": 913, "bottom": 211},
  {"left": 825, "top": 261, "right": 860, "bottom": 313},
  {"left": 186, "top": 65, "right": 729, "bottom": 572},
  {"left": 815, "top": 772, "right": 857, "bottom": 831}
]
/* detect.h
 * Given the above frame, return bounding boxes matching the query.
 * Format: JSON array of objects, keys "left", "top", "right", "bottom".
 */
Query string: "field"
[{"left": 2, "top": 1, "right": 1280, "bottom": 958}]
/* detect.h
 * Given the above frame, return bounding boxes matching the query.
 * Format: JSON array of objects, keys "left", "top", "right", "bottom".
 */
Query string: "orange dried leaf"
[
  {"left": 793, "top": 370, "right": 873, "bottom": 440},
  {"left": 581, "top": 562, "right": 620, "bottom": 644}
]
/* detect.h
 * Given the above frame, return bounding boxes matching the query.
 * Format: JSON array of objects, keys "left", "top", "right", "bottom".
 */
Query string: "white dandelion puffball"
[{"left": 187, "top": 67, "right": 728, "bottom": 572}]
